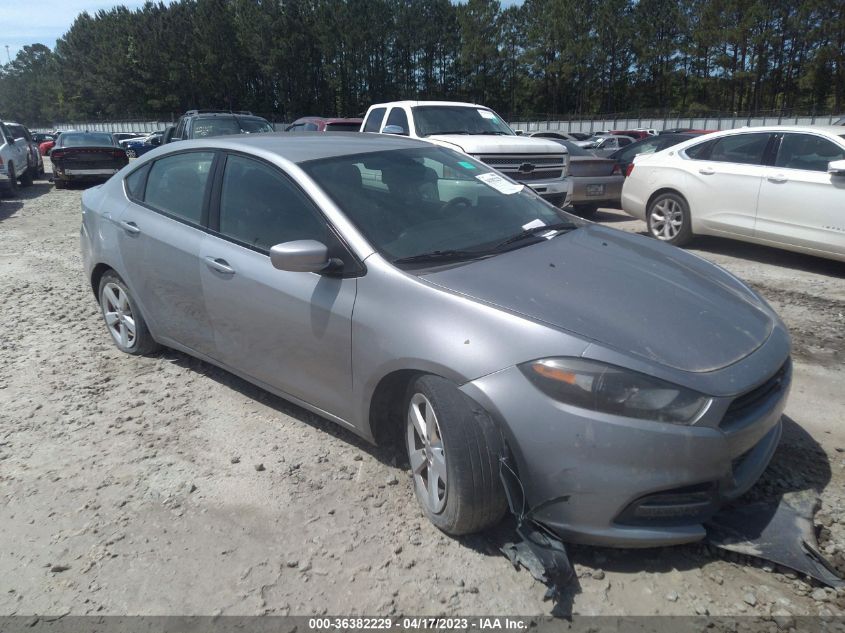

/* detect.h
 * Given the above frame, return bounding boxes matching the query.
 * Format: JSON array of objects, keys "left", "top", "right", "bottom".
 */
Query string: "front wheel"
[
  {"left": 405, "top": 375, "right": 507, "bottom": 535},
  {"left": 3, "top": 164, "right": 19, "bottom": 198},
  {"left": 20, "top": 166, "right": 34, "bottom": 187},
  {"left": 572, "top": 203, "right": 599, "bottom": 218},
  {"left": 647, "top": 192, "right": 693, "bottom": 246},
  {"left": 98, "top": 271, "right": 160, "bottom": 355}
]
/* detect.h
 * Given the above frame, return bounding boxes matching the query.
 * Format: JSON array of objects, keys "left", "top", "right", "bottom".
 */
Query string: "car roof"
[
  {"left": 369, "top": 100, "right": 488, "bottom": 109},
  {"left": 295, "top": 116, "right": 363, "bottom": 124},
  {"left": 708, "top": 125, "right": 845, "bottom": 137},
  {"left": 163, "top": 131, "right": 433, "bottom": 162}
]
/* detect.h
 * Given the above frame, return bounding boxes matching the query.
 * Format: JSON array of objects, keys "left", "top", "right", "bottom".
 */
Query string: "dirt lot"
[{"left": 1, "top": 172, "right": 844, "bottom": 618}]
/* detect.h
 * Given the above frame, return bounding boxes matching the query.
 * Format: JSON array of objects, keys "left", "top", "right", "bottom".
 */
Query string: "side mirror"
[
  {"left": 270, "top": 240, "right": 337, "bottom": 273},
  {"left": 514, "top": 130, "right": 525, "bottom": 136},
  {"left": 382, "top": 125, "right": 407, "bottom": 136},
  {"left": 828, "top": 159, "right": 845, "bottom": 176},
  {"left": 162, "top": 126, "right": 176, "bottom": 144}
]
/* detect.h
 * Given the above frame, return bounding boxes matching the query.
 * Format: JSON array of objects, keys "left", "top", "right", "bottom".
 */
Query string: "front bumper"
[
  {"left": 521, "top": 177, "right": 573, "bottom": 205},
  {"left": 461, "top": 358, "right": 791, "bottom": 548}
]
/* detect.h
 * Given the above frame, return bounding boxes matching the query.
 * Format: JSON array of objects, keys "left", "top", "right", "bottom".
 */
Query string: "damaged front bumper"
[{"left": 461, "top": 357, "right": 791, "bottom": 548}]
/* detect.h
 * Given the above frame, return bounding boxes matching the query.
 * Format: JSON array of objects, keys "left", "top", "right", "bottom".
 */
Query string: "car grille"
[
  {"left": 473, "top": 153, "right": 567, "bottom": 182},
  {"left": 721, "top": 359, "right": 790, "bottom": 427}
]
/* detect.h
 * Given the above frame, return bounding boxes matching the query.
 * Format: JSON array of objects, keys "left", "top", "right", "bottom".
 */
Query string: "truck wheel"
[{"left": 4, "top": 164, "right": 19, "bottom": 197}]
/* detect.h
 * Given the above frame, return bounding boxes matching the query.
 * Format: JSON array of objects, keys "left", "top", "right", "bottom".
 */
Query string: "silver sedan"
[{"left": 81, "top": 133, "right": 791, "bottom": 547}]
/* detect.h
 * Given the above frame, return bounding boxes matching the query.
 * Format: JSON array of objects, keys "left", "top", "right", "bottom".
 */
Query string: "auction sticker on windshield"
[
  {"left": 477, "top": 109, "right": 496, "bottom": 119},
  {"left": 476, "top": 172, "right": 523, "bottom": 194}
]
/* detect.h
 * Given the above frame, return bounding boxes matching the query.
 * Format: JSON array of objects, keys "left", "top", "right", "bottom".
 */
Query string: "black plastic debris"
[
  {"left": 706, "top": 490, "right": 844, "bottom": 588},
  {"left": 498, "top": 457, "right": 575, "bottom": 608}
]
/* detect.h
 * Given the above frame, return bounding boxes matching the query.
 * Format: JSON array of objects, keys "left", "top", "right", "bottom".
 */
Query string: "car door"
[
  {"left": 117, "top": 150, "right": 218, "bottom": 354},
  {"left": 679, "top": 132, "right": 774, "bottom": 237},
  {"left": 755, "top": 132, "right": 845, "bottom": 257},
  {"left": 199, "top": 153, "right": 357, "bottom": 420}
]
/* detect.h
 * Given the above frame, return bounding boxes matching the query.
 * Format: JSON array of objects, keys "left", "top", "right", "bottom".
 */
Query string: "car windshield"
[
  {"left": 412, "top": 106, "right": 514, "bottom": 137},
  {"left": 302, "top": 146, "right": 577, "bottom": 265},
  {"left": 238, "top": 117, "right": 274, "bottom": 133},
  {"left": 59, "top": 133, "right": 115, "bottom": 147},
  {"left": 586, "top": 136, "right": 606, "bottom": 144}
]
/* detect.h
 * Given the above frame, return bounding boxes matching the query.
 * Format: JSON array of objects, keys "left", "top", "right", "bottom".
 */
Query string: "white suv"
[
  {"left": 621, "top": 125, "right": 845, "bottom": 262},
  {"left": 361, "top": 101, "right": 572, "bottom": 206},
  {"left": 0, "top": 121, "right": 32, "bottom": 197}
]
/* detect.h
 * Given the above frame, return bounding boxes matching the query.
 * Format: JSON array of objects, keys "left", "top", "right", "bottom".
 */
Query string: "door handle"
[
  {"left": 119, "top": 220, "right": 141, "bottom": 235},
  {"left": 698, "top": 167, "right": 715, "bottom": 175},
  {"left": 205, "top": 256, "right": 236, "bottom": 275},
  {"left": 767, "top": 174, "right": 787, "bottom": 184}
]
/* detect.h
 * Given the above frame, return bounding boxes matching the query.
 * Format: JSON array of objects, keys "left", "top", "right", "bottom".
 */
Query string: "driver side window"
[{"left": 217, "top": 154, "right": 328, "bottom": 251}]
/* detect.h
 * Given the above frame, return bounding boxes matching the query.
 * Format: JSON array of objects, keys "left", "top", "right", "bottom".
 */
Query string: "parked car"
[
  {"left": 113, "top": 132, "right": 146, "bottom": 144},
  {"left": 123, "top": 131, "right": 164, "bottom": 158},
  {"left": 578, "top": 135, "right": 637, "bottom": 157},
  {"left": 0, "top": 121, "right": 34, "bottom": 196},
  {"left": 164, "top": 110, "right": 274, "bottom": 143},
  {"left": 621, "top": 126, "right": 845, "bottom": 261},
  {"left": 361, "top": 100, "right": 572, "bottom": 206},
  {"left": 567, "top": 132, "right": 591, "bottom": 141},
  {"left": 660, "top": 128, "right": 717, "bottom": 135},
  {"left": 4, "top": 121, "right": 44, "bottom": 178},
  {"left": 530, "top": 131, "right": 584, "bottom": 142},
  {"left": 609, "top": 133, "right": 701, "bottom": 175},
  {"left": 544, "top": 139, "right": 623, "bottom": 215},
  {"left": 833, "top": 117, "right": 844, "bottom": 126},
  {"left": 40, "top": 130, "right": 73, "bottom": 156},
  {"left": 609, "top": 130, "right": 651, "bottom": 140},
  {"left": 32, "top": 132, "right": 55, "bottom": 145},
  {"left": 81, "top": 133, "right": 791, "bottom": 547},
  {"left": 286, "top": 117, "right": 363, "bottom": 132},
  {"left": 50, "top": 131, "right": 128, "bottom": 189}
]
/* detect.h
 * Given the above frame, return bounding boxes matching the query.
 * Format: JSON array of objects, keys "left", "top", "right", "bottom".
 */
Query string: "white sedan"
[{"left": 620, "top": 126, "right": 845, "bottom": 262}]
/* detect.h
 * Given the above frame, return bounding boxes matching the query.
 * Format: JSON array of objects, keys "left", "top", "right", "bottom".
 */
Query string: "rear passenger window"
[
  {"left": 124, "top": 164, "right": 150, "bottom": 200},
  {"left": 776, "top": 134, "right": 845, "bottom": 172},
  {"left": 218, "top": 154, "right": 327, "bottom": 250},
  {"left": 143, "top": 152, "right": 214, "bottom": 224},
  {"left": 385, "top": 108, "right": 409, "bottom": 134},
  {"left": 363, "top": 108, "right": 386, "bottom": 133},
  {"left": 684, "top": 139, "right": 716, "bottom": 160},
  {"left": 709, "top": 133, "right": 771, "bottom": 165}
]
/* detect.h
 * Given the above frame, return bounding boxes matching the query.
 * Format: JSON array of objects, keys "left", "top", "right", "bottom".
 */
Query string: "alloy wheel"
[
  {"left": 650, "top": 197, "right": 684, "bottom": 240},
  {"left": 407, "top": 392, "right": 448, "bottom": 514},
  {"left": 101, "top": 282, "right": 137, "bottom": 350}
]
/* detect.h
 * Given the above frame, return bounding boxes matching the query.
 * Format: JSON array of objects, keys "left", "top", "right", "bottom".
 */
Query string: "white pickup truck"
[
  {"left": 0, "top": 120, "right": 33, "bottom": 197},
  {"left": 360, "top": 101, "right": 572, "bottom": 206}
]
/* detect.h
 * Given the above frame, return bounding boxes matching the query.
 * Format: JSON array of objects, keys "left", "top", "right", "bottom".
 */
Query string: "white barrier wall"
[{"left": 510, "top": 113, "right": 843, "bottom": 134}]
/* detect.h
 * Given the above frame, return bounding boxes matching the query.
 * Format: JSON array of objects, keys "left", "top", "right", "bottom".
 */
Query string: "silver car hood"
[{"left": 421, "top": 225, "right": 774, "bottom": 373}]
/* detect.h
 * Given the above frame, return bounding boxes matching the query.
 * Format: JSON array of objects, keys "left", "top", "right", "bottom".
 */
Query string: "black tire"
[
  {"left": 19, "top": 165, "right": 34, "bottom": 187},
  {"left": 572, "top": 203, "right": 599, "bottom": 218},
  {"left": 98, "top": 271, "right": 160, "bottom": 355},
  {"left": 37, "top": 162, "right": 45, "bottom": 177},
  {"left": 646, "top": 191, "right": 693, "bottom": 246},
  {"left": 53, "top": 177, "right": 66, "bottom": 190},
  {"left": 405, "top": 375, "right": 507, "bottom": 535}
]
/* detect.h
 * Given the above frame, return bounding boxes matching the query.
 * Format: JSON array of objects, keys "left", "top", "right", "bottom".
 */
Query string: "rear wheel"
[
  {"left": 3, "top": 164, "right": 19, "bottom": 198},
  {"left": 53, "top": 178, "right": 66, "bottom": 190},
  {"left": 405, "top": 375, "right": 507, "bottom": 535},
  {"left": 647, "top": 192, "right": 693, "bottom": 246},
  {"left": 98, "top": 271, "right": 160, "bottom": 355}
]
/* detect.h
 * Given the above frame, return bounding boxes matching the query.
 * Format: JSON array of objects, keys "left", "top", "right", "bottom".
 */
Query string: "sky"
[
  {"left": 1, "top": 0, "right": 523, "bottom": 64},
  {"left": 1, "top": 1, "right": 176, "bottom": 62}
]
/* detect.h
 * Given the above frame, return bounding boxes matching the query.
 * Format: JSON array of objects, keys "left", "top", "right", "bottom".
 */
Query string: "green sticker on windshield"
[{"left": 458, "top": 161, "right": 477, "bottom": 170}]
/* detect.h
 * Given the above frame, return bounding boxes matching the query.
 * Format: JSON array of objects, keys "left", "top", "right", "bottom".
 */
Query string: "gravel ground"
[{"left": 0, "top": 172, "right": 843, "bottom": 618}]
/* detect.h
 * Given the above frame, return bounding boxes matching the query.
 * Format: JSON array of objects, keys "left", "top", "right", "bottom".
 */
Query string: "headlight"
[{"left": 520, "top": 357, "right": 710, "bottom": 424}]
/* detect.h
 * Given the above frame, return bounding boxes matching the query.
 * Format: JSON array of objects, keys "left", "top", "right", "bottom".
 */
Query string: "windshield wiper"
[
  {"left": 423, "top": 130, "right": 471, "bottom": 136},
  {"left": 393, "top": 249, "right": 491, "bottom": 265},
  {"left": 493, "top": 223, "right": 576, "bottom": 250}
]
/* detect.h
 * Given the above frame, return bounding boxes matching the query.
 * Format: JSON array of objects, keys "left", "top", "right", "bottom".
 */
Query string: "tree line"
[{"left": 1, "top": 0, "right": 843, "bottom": 128}]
